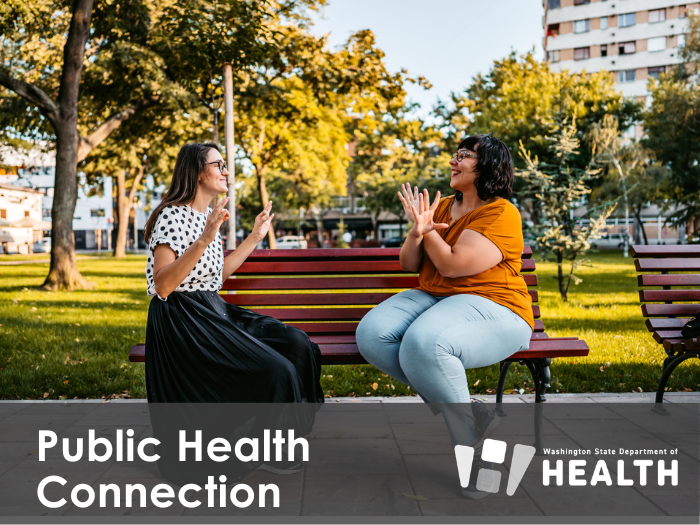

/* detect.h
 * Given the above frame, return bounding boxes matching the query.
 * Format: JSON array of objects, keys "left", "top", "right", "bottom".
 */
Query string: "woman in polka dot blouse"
[{"left": 142, "top": 142, "right": 323, "bottom": 409}]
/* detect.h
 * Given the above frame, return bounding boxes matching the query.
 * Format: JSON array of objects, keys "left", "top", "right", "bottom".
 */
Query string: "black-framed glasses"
[
  {"left": 207, "top": 160, "right": 227, "bottom": 173},
  {"left": 451, "top": 150, "right": 477, "bottom": 162}
]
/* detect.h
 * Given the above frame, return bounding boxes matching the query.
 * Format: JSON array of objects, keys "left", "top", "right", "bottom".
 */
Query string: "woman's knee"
[{"left": 356, "top": 310, "right": 393, "bottom": 359}]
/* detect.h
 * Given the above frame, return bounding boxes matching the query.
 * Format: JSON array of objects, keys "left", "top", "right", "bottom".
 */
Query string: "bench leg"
[
  {"left": 523, "top": 358, "right": 551, "bottom": 455},
  {"left": 495, "top": 361, "right": 512, "bottom": 416},
  {"left": 653, "top": 352, "right": 699, "bottom": 415}
]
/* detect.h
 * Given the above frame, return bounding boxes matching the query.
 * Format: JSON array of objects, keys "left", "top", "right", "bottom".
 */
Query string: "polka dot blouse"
[{"left": 146, "top": 205, "right": 224, "bottom": 300}]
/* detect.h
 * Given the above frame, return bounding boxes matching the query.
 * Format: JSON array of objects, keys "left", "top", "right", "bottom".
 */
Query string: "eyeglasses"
[
  {"left": 451, "top": 150, "right": 477, "bottom": 162},
  {"left": 207, "top": 160, "right": 227, "bottom": 173}
]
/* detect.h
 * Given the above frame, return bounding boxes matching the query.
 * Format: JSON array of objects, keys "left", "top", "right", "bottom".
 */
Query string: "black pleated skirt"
[
  {"left": 145, "top": 291, "right": 324, "bottom": 484},
  {"left": 144, "top": 290, "right": 324, "bottom": 405}
]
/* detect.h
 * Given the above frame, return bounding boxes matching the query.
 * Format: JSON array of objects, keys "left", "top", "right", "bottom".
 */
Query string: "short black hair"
[{"left": 456, "top": 135, "right": 514, "bottom": 201}]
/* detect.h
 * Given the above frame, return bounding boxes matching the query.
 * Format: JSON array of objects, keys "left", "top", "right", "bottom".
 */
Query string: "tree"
[
  {"left": 588, "top": 114, "right": 672, "bottom": 246},
  {"left": 438, "top": 52, "right": 641, "bottom": 169},
  {"left": 0, "top": 0, "right": 273, "bottom": 289},
  {"left": 234, "top": 25, "right": 412, "bottom": 248},
  {"left": 518, "top": 119, "right": 614, "bottom": 301},
  {"left": 643, "top": 13, "right": 700, "bottom": 240},
  {"left": 352, "top": 105, "right": 447, "bottom": 240}
]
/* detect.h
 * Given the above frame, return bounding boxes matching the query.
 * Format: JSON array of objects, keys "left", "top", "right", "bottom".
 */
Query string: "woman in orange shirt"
[{"left": 356, "top": 135, "right": 533, "bottom": 496}]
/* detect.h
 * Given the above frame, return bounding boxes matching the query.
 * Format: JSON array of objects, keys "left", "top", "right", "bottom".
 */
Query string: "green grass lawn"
[{"left": 0, "top": 250, "right": 697, "bottom": 399}]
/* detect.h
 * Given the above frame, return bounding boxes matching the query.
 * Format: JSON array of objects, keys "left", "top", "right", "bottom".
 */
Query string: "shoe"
[
  {"left": 461, "top": 456, "right": 496, "bottom": 499},
  {"left": 255, "top": 458, "right": 303, "bottom": 475},
  {"left": 471, "top": 399, "right": 500, "bottom": 439}
]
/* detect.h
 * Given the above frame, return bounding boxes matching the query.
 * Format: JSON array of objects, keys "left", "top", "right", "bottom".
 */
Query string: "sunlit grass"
[{"left": 0, "top": 250, "right": 697, "bottom": 399}]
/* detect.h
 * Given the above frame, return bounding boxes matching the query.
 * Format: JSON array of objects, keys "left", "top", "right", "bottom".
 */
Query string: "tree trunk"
[
  {"left": 256, "top": 168, "right": 276, "bottom": 249},
  {"left": 634, "top": 205, "right": 648, "bottom": 245},
  {"left": 113, "top": 165, "right": 145, "bottom": 257},
  {"left": 42, "top": 0, "right": 94, "bottom": 291},
  {"left": 556, "top": 251, "right": 567, "bottom": 301},
  {"left": 114, "top": 169, "right": 129, "bottom": 258},
  {"left": 313, "top": 208, "right": 324, "bottom": 247},
  {"left": 371, "top": 211, "right": 379, "bottom": 243}
]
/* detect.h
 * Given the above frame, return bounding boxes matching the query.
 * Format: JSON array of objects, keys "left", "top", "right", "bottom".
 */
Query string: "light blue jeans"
[{"left": 356, "top": 290, "right": 532, "bottom": 446}]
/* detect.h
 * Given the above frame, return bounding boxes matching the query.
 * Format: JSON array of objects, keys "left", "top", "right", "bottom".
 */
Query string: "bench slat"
[
  {"left": 226, "top": 246, "right": 533, "bottom": 260},
  {"left": 639, "top": 290, "right": 700, "bottom": 302},
  {"left": 223, "top": 293, "right": 398, "bottom": 306},
  {"left": 222, "top": 290, "right": 539, "bottom": 306},
  {"left": 641, "top": 304, "right": 700, "bottom": 317},
  {"left": 638, "top": 274, "right": 700, "bottom": 287},
  {"left": 128, "top": 334, "right": 587, "bottom": 365},
  {"left": 287, "top": 322, "right": 359, "bottom": 334},
  {"left": 223, "top": 274, "right": 538, "bottom": 289},
  {"left": 635, "top": 258, "right": 700, "bottom": 272},
  {"left": 223, "top": 276, "right": 420, "bottom": 291},
  {"left": 233, "top": 258, "right": 536, "bottom": 275},
  {"left": 631, "top": 245, "right": 700, "bottom": 258},
  {"left": 653, "top": 330, "right": 684, "bottom": 343},
  {"left": 662, "top": 338, "right": 696, "bottom": 353},
  {"left": 645, "top": 318, "right": 690, "bottom": 331},
  {"left": 240, "top": 305, "right": 541, "bottom": 321}
]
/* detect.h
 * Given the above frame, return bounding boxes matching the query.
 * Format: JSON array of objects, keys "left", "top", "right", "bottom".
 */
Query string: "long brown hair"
[{"left": 144, "top": 142, "right": 220, "bottom": 243}]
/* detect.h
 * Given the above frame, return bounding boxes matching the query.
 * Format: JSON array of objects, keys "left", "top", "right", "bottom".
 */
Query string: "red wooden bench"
[
  {"left": 632, "top": 245, "right": 700, "bottom": 407},
  {"left": 130, "top": 247, "right": 589, "bottom": 406}
]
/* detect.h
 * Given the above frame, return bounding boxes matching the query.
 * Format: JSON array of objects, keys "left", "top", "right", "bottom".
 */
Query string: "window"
[
  {"left": 618, "top": 41, "right": 636, "bottom": 55},
  {"left": 601, "top": 44, "right": 608, "bottom": 57},
  {"left": 601, "top": 16, "right": 608, "bottom": 30},
  {"left": 548, "top": 50, "right": 561, "bottom": 63},
  {"left": 618, "top": 69, "right": 636, "bottom": 82},
  {"left": 574, "top": 47, "right": 590, "bottom": 60},
  {"left": 90, "top": 209, "right": 106, "bottom": 218},
  {"left": 679, "top": 34, "right": 686, "bottom": 47},
  {"left": 24, "top": 210, "right": 30, "bottom": 217},
  {"left": 42, "top": 208, "right": 51, "bottom": 219},
  {"left": 574, "top": 0, "right": 590, "bottom": 5},
  {"left": 547, "top": 23, "right": 560, "bottom": 37},
  {"left": 648, "top": 9, "right": 666, "bottom": 23},
  {"left": 648, "top": 36, "right": 666, "bottom": 52},
  {"left": 0, "top": 210, "right": 5, "bottom": 219},
  {"left": 619, "top": 13, "right": 636, "bottom": 27},
  {"left": 574, "top": 19, "right": 590, "bottom": 33},
  {"left": 648, "top": 66, "right": 665, "bottom": 79},
  {"left": 547, "top": 0, "right": 560, "bottom": 8}
]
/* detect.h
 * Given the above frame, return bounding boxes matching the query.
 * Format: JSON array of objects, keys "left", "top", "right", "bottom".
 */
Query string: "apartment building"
[{"left": 544, "top": 0, "right": 694, "bottom": 108}]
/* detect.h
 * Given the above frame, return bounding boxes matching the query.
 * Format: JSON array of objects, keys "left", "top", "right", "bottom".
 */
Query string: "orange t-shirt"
[{"left": 416, "top": 196, "right": 534, "bottom": 330}]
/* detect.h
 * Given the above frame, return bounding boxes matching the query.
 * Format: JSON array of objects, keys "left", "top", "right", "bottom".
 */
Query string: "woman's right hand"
[
  {"left": 200, "top": 197, "right": 230, "bottom": 245},
  {"left": 397, "top": 183, "right": 420, "bottom": 223}
]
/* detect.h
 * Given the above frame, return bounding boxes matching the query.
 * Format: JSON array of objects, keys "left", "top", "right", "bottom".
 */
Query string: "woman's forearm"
[
  {"left": 153, "top": 239, "right": 209, "bottom": 298},
  {"left": 399, "top": 232, "right": 423, "bottom": 272},
  {"left": 422, "top": 230, "right": 460, "bottom": 278},
  {"left": 222, "top": 234, "right": 261, "bottom": 280}
]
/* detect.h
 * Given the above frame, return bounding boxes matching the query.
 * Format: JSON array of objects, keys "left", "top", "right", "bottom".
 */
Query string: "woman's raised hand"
[
  {"left": 410, "top": 189, "right": 449, "bottom": 238},
  {"left": 251, "top": 201, "right": 274, "bottom": 242},
  {"left": 397, "top": 183, "right": 420, "bottom": 223},
  {"left": 201, "top": 197, "right": 230, "bottom": 245}
]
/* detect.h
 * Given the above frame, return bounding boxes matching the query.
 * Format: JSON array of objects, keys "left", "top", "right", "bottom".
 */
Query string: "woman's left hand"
[
  {"left": 251, "top": 201, "right": 274, "bottom": 242},
  {"left": 410, "top": 190, "right": 449, "bottom": 238}
]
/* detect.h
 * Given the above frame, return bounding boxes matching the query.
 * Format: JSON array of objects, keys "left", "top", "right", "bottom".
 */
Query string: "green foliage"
[
  {"left": 643, "top": 18, "right": 700, "bottom": 238},
  {"left": 436, "top": 51, "right": 641, "bottom": 170},
  {"left": 518, "top": 118, "right": 613, "bottom": 300},
  {"left": 588, "top": 115, "right": 672, "bottom": 245}
]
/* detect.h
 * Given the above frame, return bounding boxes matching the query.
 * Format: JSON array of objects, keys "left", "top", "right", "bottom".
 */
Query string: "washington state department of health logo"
[{"left": 454, "top": 439, "right": 536, "bottom": 495}]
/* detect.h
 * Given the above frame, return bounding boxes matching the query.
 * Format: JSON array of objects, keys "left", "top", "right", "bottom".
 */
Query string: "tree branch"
[
  {"left": 0, "top": 71, "right": 60, "bottom": 127},
  {"left": 77, "top": 95, "right": 159, "bottom": 162}
]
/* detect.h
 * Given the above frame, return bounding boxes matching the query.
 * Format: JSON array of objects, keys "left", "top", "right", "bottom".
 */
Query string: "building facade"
[{"left": 544, "top": 0, "right": 695, "bottom": 109}]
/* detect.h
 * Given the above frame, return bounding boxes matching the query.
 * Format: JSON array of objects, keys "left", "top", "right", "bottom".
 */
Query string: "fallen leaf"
[
  {"left": 372, "top": 383, "right": 378, "bottom": 391},
  {"left": 403, "top": 493, "right": 429, "bottom": 501},
  {"left": 31, "top": 307, "right": 37, "bottom": 311},
  {"left": 473, "top": 379, "right": 481, "bottom": 387},
  {"left": 63, "top": 355, "right": 70, "bottom": 365},
  {"left": 600, "top": 366, "right": 605, "bottom": 372},
  {"left": 41, "top": 354, "right": 45, "bottom": 359},
  {"left": 503, "top": 389, "right": 513, "bottom": 394},
  {"left": 637, "top": 387, "right": 643, "bottom": 393},
  {"left": 43, "top": 393, "right": 48, "bottom": 398}
]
